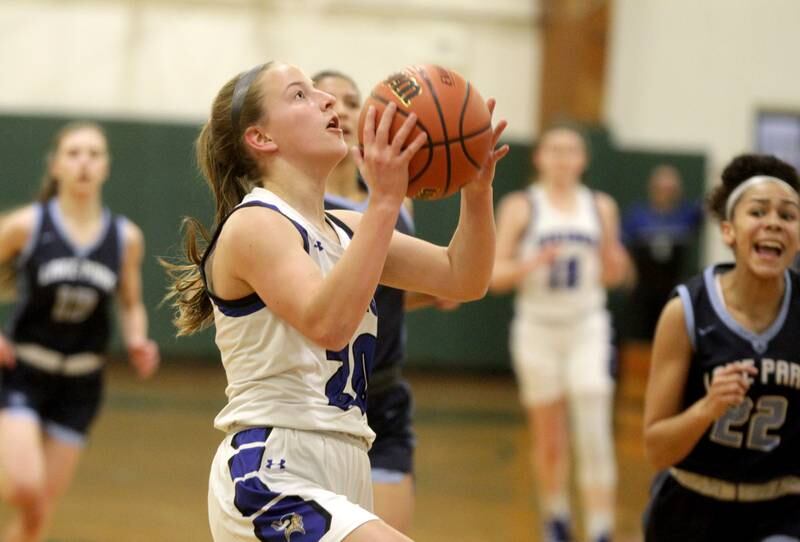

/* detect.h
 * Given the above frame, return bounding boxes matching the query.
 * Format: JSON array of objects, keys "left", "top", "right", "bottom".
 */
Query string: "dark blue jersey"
[
  {"left": 323, "top": 192, "right": 414, "bottom": 373},
  {"left": 8, "top": 199, "right": 123, "bottom": 355},
  {"left": 674, "top": 263, "right": 800, "bottom": 483}
]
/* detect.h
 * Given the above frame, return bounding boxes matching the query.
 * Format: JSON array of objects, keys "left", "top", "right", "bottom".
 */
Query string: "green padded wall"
[
  {"left": 0, "top": 114, "right": 217, "bottom": 359},
  {"left": 0, "top": 116, "right": 705, "bottom": 369},
  {"left": 405, "top": 127, "right": 706, "bottom": 369}
]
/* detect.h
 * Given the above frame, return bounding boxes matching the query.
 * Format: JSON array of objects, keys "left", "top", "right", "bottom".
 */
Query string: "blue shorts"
[
  {"left": 645, "top": 472, "right": 800, "bottom": 542},
  {"left": 0, "top": 359, "right": 103, "bottom": 445},
  {"left": 367, "top": 379, "right": 415, "bottom": 477}
]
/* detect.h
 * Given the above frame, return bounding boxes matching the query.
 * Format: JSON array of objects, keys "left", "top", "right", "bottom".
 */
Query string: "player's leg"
[
  {"left": 566, "top": 311, "right": 616, "bottom": 542},
  {"left": 0, "top": 361, "right": 53, "bottom": 542},
  {"left": 528, "top": 400, "right": 571, "bottom": 542},
  {"left": 18, "top": 434, "right": 83, "bottom": 541},
  {"left": 344, "top": 519, "right": 413, "bottom": 541},
  {"left": 369, "top": 381, "right": 415, "bottom": 533},
  {"left": 372, "top": 474, "right": 414, "bottom": 533},
  {"left": 0, "top": 412, "right": 47, "bottom": 542},
  {"left": 6, "top": 368, "right": 101, "bottom": 542},
  {"left": 511, "top": 319, "right": 571, "bottom": 541}
]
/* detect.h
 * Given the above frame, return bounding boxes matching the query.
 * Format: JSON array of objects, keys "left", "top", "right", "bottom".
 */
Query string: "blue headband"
[{"left": 231, "top": 63, "right": 268, "bottom": 136}]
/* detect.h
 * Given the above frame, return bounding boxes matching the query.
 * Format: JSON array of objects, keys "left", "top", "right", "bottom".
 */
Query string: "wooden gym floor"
[{"left": 0, "top": 343, "right": 654, "bottom": 542}]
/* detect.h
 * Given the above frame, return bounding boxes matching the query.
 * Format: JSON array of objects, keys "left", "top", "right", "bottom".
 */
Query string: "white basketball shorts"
[
  {"left": 510, "top": 310, "right": 614, "bottom": 406},
  {"left": 208, "top": 426, "right": 378, "bottom": 541}
]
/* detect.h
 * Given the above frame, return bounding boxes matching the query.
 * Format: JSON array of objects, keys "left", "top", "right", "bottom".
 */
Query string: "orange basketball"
[{"left": 358, "top": 65, "right": 493, "bottom": 200}]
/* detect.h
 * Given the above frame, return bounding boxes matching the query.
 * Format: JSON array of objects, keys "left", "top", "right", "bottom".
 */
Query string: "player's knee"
[
  {"left": 6, "top": 477, "right": 46, "bottom": 511},
  {"left": 576, "top": 443, "right": 617, "bottom": 489},
  {"left": 534, "top": 434, "right": 565, "bottom": 467},
  {"left": 574, "top": 423, "right": 616, "bottom": 488},
  {"left": 571, "top": 393, "right": 616, "bottom": 488}
]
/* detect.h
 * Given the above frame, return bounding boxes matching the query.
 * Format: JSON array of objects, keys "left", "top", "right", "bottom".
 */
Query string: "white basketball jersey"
[
  {"left": 514, "top": 184, "right": 606, "bottom": 322},
  {"left": 209, "top": 187, "right": 377, "bottom": 445}
]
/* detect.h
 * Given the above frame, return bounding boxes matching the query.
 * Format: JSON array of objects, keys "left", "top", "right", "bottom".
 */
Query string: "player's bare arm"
[
  {"left": 118, "top": 220, "right": 159, "bottom": 379},
  {"left": 595, "top": 191, "right": 633, "bottom": 288},
  {"left": 644, "top": 297, "right": 757, "bottom": 469}
]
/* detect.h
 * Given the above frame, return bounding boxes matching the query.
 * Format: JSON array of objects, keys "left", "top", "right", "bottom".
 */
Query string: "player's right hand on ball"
[
  {"left": 353, "top": 103, "right": 427, "bottom": 206},
  {"left": 0, "top": 334, "right": 15, "bottom": 368},
  {"left": 700, "top": 360, "right": 758, "bottom": 421},
  {"left": 467, "top": 98, "right": 509, "bottom": 195}
]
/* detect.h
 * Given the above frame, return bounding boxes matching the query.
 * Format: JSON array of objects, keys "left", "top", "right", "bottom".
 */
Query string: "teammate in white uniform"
[
  {"left": 491, "top": 124, "right": 630, "bottom": 542},
  {"left": 163, "top": 62, "right": 508, "bottom": 542}
]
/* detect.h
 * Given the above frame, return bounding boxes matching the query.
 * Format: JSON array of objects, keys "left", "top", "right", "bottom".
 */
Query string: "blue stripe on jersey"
[
  {"left": 244, "top": 202, "right": 310, "bottom": 254},
  {"left": 211, "top": 294, "right": 266, "bottom": 318},
  {"left": 232, "top": 427, "right": 272, "bottom": 449},
  {"left": 323, "top": 212, "right": 354, "bottom": 239},
  {"left": 234, "top": 476, "right": 274, "bottom": 517},
  {"left": 704, "top": 265, "right": 791, "bottom": 353},
  {"left": 675, "top": 284, "right": 696, "bottom": 351},
  {"left": 201, "top": 201, "right": 313, "bottom": 315},
  {"left": 16, "top": 204, "right": 43, "bottom": 267},
  {"left": 228, "top": 446, "right": 266, "bottom": 480},
  {"left": 48, "top": 199, "right": 113, "bottom": 257}
]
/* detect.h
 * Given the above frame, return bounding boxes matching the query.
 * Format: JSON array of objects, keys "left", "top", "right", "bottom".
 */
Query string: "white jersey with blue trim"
[
  {"left": 211, "top": 187, "right": 377, "bottom": 445},
  {"left": 515, "top": 184, "right": 605, "bottom": 322}
]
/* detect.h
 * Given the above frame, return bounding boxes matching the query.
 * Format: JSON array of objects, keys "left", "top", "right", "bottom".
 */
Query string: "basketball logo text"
[
  {"left": 385, "top": 72, "right": 422, "bottom": 107},
  {"left": 436, "top": 67, "right": 454, "bottom": 86},
  {"left": 414, "top": 187, "right": 439, "bottom": 200}
]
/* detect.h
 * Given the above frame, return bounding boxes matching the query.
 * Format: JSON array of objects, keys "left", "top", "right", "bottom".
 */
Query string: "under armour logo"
[
  {"left": 271, "top": 512, "right": 305, "bottom": 541},
  {"left": 314, "top": 241, "right": 324, "bottom": 251},
  {"left": 266, "top": 458, "right": 286, "bottom": 469}
]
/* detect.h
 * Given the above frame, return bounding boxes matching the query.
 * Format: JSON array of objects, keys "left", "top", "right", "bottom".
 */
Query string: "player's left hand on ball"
[
  {"left": 467, "top": 98, "right": 510, "bottom": 194},
  {"left": 128, "top": 339, "right": 160, "bottom": 379}
]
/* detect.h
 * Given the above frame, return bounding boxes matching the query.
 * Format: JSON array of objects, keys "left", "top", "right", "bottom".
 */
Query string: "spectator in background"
[{"left": 622, "top": 165, "right": 702, "bottom": 340}]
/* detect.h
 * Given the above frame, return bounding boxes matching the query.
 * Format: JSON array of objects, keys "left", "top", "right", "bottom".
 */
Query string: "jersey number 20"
[{"left": 325, "top": 334, "right": 375, "bottom": 415}]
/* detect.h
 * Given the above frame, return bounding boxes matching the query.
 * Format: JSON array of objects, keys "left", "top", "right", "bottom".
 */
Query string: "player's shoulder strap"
[
  {"left": 324, "top": 211, "right": 355, "bottom": 240},
  {"left": 200, "top": 200, "right": 312, "bottom": 295},
  {"left": 671, "top": 265, "right": 721, "bottom": 352}
]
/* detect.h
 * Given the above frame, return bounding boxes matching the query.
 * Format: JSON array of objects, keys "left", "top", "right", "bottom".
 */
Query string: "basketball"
[{"left": 358, "top": 64, "right": 493, "bottom": 200}]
